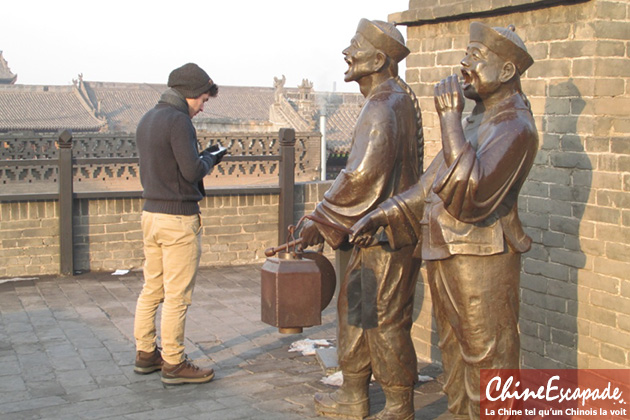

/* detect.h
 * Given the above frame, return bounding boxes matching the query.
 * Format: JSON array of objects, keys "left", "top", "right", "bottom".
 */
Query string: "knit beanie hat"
[{"left": 167, "top": 63, "right": 215, "bottom": 98}]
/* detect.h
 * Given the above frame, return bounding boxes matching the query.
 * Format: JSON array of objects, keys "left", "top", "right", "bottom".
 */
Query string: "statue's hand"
[
  {"left": 434, "top": 74, "right": 465, "bottom": 117},
  {"left": 299, "top": 219, "right": 324, "bottom": 248},
  {"left": 349, "top": 208, "right": 388, "bottom": 248}
]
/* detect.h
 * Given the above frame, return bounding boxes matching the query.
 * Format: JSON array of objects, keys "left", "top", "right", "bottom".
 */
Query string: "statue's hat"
[
  {"left": 469, "top": 22, "right": 534, "bottom": 74},
  {"left": 357, "top": 19, "right": 410, "bottom": 63}
]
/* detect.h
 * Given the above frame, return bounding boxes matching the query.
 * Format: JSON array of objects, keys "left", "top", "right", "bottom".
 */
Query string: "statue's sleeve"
[
  {"left": 314, "top": 102, "right": 398, "bottom": 248},
  {"left": 433, "top": 116, "right": 538, "bottom": 223},
  {"left": 378, "top": 153, "right": 443, "bottom": 251},
  {"left": 379, "top": 185, "right": 423, "bottom": 250}
]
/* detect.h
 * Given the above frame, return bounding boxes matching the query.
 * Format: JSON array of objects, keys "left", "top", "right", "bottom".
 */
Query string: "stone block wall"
[
  {"left": 391, "top": 0, "right": 630, "bottom": 368},
  {"left": 0, "top": 182, "right": 332, "bottom": 278},
  {"left": 198, "top": 194, "right": 279, "bottom": 267},
  {"left": 0, "top": 200, "right": 60, "bottom": 277},
  {"left": 74, "top": 197, "right": 145, "bottom": 273}
]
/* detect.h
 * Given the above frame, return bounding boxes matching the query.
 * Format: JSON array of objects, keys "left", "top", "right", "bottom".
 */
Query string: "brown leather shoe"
[
  {"left": 161, "top": 359, "right": 215, "bottom": 385},
  {"left": 134, "top": 348, "right": 163, "bottom": 374}
]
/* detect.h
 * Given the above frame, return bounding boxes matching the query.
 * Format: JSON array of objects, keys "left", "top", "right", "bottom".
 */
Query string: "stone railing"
[{"left": 0, "top": 131, "right": 322, "bottom": 189}]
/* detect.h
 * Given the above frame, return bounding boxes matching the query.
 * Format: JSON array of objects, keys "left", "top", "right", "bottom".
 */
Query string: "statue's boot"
[
  {"left": 366, "top": 385, "right": 414, "bottom": 420},
  {"left": 314, "top": 372, "right": 370, "bottom": 419}
]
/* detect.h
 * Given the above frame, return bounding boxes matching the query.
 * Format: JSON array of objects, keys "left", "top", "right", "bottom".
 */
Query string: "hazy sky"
[{"left": 2, "top": 0, "right": 409, "bottom": 92}]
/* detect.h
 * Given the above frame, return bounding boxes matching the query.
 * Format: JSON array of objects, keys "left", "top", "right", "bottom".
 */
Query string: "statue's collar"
[
  {"left": 475, "top": 92, "right": 528, "bottom": 119},
  {"left": 366, "top": 77, "right": 399, "bottom": 99}
]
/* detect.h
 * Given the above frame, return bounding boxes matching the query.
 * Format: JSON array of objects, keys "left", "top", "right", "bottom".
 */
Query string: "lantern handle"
[
  {"left": 264, "top": 238, "right": 303, "bottom": 257},
  {"left": 264, "top": 215, "right": 352, "bottom": 257}
]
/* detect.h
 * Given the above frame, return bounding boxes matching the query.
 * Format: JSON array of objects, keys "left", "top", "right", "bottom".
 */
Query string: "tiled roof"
[
  {"left": 0, "top": 78, "right": 364, "bottom": 154},
  {"left": 83, "top": 83, "right": 278, "bottom": 132},
  {"left": 325, "top": 102, "right": 362, "bottom": 155},
  {"left": 83, "top": 82, "right": 163, "bottom": 133},
  {"left": 202, "top": 86, "right": 275, "bottom": 122},
  {"left": 0, "top": 85, "right": 106, "bottom": 132}
]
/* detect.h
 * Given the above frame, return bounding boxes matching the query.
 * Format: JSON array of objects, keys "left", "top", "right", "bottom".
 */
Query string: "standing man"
[
  {"left": 133, "top": 63, "right": 226, "bottom": 385},
  {"left": 300, "top": 19, "right": 423, "bottom": 420},
  {"left": 351, "top": 23, "right": 538, "bottom": 419}
]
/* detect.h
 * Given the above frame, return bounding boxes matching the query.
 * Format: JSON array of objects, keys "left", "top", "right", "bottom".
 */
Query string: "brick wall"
[
  {"left": 73, "top": 197, "right": 145, "bottom": 273},
  {"left": 0, "top": 182, "right": 332, "bottom": 278},
  {"left": 0, "top": 200, "right": 59, "bottom": 277},
  {"left": 392, "top": 0, "right": 630, "bottom": 368}
]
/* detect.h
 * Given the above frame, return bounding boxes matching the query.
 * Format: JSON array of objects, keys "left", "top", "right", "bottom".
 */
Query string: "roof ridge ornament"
[{"left": 0, "top": 51, "right": 17, "bottom": 84}]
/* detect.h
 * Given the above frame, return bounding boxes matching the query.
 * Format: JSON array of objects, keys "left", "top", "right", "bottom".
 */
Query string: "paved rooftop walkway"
[{"left": 0, "top": 265, "right": 451, "bottom": 419}]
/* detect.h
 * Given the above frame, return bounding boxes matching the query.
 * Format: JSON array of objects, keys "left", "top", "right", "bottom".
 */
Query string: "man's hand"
[
  {"left": 299, "top": 219, "right": 324, "bottom": 248},
  {"left": 434, "top": 74, "right": 465, "bottom": 117},
  {"left": 349, "top": 208, "right": 388, "bottom": 247},
  {"left": 202, "top": 145, "right": 228, "bottom": 165},
  {"left": 212, "top": 147, "right": 227, "bottom": 164}
]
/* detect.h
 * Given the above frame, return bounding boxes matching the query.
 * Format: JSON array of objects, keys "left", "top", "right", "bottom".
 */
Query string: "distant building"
[{"left": 0, "top": 54, "right": 360, "bottom": 176}]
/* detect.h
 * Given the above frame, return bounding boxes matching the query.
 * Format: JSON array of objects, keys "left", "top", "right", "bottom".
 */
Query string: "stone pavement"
[{"left": 0, "top": 264, "right": 452, "bottom": 419}]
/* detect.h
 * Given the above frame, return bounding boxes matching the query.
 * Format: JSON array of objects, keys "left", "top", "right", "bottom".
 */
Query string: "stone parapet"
[{"left": 0, "top": 181, "right": 333, "bottom": 278}]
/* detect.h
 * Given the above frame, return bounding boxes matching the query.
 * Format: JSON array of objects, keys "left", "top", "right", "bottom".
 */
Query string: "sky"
[{"left": 1, "top": 0, "right": 409, "bottom": 93}]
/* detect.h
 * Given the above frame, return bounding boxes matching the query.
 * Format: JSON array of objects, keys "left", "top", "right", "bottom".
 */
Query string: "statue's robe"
[
  {"left": 313, "top": 77, "right": 421, "bottom": 387},
  {"left": 379, "top": 92, "right": 539, "bottom": 418}
]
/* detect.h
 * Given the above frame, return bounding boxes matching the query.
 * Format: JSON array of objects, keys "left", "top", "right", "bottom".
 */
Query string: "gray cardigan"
[{"left": 136, "top": 89, "right": 215, "bottom": 215}]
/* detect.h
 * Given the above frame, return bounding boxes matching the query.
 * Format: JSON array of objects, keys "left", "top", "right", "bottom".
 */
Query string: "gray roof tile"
[{"left": 0, "top": 85, "right": 105, "bottom": 132}]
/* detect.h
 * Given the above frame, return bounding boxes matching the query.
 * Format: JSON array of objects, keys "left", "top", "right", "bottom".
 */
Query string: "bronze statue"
[
  {"left": 351, "top": 22, "right": 538, "bottom": 420},
  {"left": 300, "top": 19, "right": 423, "bottom": 420}
]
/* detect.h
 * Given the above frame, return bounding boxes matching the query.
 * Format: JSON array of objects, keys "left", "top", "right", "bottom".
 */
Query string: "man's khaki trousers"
[{"left": 134, "top": 211, "right": 202, "bottom": 365}]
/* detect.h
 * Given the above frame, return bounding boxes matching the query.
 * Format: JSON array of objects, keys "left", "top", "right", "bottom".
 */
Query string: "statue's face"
[
  {"left": 460, "top": 41, "right": 504, "bottom": 100},
  {"left": 342, "top": 33, "right": 379, "bottom": 83}
]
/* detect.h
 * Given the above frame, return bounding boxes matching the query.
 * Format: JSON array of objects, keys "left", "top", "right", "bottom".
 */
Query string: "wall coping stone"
[
  {"left": 389, "top": 0, "right": 589, "bottom": 26},
  {"left": 0, "top": 186, "right": 283, "bottom": 203}
]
